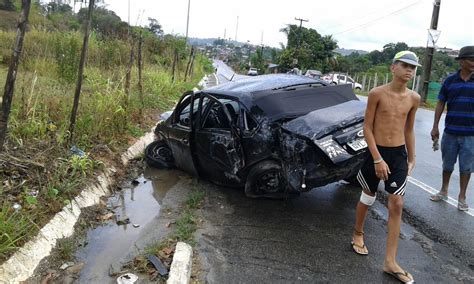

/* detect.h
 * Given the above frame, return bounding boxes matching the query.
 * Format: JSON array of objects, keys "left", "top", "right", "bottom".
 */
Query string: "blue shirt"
[{"left": 438, "top": 70, "right": 474, "bottom": 136}]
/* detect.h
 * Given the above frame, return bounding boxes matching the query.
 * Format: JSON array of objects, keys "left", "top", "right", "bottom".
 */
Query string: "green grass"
[
  {"left": 0, "top": 46, "right": 210, "bottom": 263},
  {"left": 0, "top": 202, "right": 37, "bottom": 259}
]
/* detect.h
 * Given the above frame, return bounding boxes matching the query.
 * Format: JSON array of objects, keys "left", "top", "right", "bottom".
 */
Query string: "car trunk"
[{"left": 281, "top": 100, "right": 366, "bottom": 164}]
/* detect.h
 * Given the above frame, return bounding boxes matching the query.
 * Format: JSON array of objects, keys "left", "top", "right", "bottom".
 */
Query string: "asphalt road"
[{"left": 192, "top": 60, "right": 474, "bottom": 283}]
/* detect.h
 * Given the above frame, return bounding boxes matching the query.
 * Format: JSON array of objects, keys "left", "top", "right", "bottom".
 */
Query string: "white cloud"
[{"left": 106, "top": 0, "right": 473, "bottom": 51}]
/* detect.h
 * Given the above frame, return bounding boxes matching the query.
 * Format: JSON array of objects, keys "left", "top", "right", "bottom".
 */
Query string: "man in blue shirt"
[{"left": 430, "top": 45, "right": 474, "bottom": 211}]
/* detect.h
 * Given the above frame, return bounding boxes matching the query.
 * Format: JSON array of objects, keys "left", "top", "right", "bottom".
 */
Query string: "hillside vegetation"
[{"left": 0, "top": 1, "right": 212, "bottom": 262}]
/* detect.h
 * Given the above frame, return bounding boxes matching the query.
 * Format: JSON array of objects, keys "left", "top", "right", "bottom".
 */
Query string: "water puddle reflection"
[{"left": 75, "top": 167, "right": 180, "bottom": 283}]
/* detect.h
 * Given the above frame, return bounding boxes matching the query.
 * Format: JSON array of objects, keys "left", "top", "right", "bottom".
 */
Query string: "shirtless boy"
[{"left": 351, "top": 51, "right": 421, "bottom": 283}]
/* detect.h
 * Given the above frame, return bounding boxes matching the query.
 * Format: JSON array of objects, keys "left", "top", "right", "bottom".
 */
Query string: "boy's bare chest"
[{"left": 377, "top": 95, "right": 412, "bottom": 118}]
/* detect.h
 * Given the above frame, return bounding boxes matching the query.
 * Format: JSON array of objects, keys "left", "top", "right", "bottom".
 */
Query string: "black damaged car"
[{"left": 145, "top": 74, "right": 368, "bottom": 198}]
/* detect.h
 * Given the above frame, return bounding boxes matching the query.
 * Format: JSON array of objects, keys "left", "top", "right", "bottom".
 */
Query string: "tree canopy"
[{"left": 278, "top": 24, "right": 338, "bottom": 73}]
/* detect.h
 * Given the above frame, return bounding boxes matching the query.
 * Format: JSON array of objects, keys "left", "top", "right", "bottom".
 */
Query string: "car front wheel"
[
  {"left": 145, "top": 141, "right": 175, "bottom": 169},
  {"left": 244, "top": 160, "right": 287, "bottom": 198}
]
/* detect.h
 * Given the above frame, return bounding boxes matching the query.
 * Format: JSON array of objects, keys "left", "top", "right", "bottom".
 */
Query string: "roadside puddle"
[{"left": 75, "top": 167, "right": 180, "bottom": 283}]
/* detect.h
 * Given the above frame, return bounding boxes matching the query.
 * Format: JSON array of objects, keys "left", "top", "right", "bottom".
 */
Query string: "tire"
[
  {"left": 330, "top": 82, "right": 337, "bottom": 85},
  {"left": 244, "top": 160, "right": 286, "bottom": 198},
  {"left": 145, "top": 141, "right": 175, "bottom": 169},
  {"left": 355, "top": 87, "right": 361, "bottom": 91}
]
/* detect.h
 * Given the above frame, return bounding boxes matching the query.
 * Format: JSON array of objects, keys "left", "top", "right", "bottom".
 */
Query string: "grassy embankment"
[{"left": 0, "top": 28, "right": 213, "bottom": 262}]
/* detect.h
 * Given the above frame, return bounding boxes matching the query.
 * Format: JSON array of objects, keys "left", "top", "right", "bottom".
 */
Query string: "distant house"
[
  {"left": 436, "top": 47, "right": 459, "bottom": 58},
  {"left": 267, "top": 63, "right": 280, "bottom": 73}
]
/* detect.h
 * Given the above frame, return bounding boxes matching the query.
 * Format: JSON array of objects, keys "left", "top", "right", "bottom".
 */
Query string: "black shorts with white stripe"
[{"left": 357, "top": 145, "right": 408, "bottom": 196}]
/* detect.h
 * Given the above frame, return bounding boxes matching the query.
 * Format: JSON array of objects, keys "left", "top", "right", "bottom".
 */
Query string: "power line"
[
  {"left": 318, "top": 0, "right": 418, "bottom": 34},
  {"left": 331, "top": 0, "right": 423, "bottom": 35}
]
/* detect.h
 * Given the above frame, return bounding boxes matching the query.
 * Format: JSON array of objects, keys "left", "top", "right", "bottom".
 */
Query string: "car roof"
[
  {"left": 205, "top": 74, "right": 325, "bottom": 94},
  {"left": 202, "top": 74, "right": 358, "bottom": 121}
]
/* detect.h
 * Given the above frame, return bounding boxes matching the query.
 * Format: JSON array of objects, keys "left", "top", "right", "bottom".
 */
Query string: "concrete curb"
[
  {"left": 0, "top": 133, "right": 155, "bottom": 284},
  {"left": 167, "top": 242, "right": 193, "bottom": 284}
]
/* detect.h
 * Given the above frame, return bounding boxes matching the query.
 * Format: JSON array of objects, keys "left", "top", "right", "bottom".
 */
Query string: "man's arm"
[
  {"left": 405, "top": 94, "right": 420, "bottom": 175},
  {"left": 431, "top": 100, "right": 446, "bottom": 141}
]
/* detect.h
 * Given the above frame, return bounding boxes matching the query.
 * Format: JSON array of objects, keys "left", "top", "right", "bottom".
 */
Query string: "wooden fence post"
[
  {"left": 184, "top": 46, "right": 194, "bottom": 82},
  {"left": 0, "top": 0, "right": 31, "bottom": 151},
  {"left": 171, "top": 49, "right": 178, "bottom": 83},
  {"left": 137, "top": 34, "right": 144, "bottom": 120},
  {"left": 68, "top": 0, "right": 94, "bottom": 145}
]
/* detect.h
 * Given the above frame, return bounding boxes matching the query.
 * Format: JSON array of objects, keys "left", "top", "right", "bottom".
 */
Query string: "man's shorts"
[
  {"left": 441, "top": 132, "right": 474, "bottom": 174},
  {"left": 356, "top": 145, "right": 408, "bottom": 196}
]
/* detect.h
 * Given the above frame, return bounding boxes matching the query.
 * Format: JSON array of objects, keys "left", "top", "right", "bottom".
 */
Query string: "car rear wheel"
[
  {"left": 145, "top": 141, "right": 175, "bottom": 169},
  {"left": 244, "top": 160, "right": 286, "bottom": 198}
]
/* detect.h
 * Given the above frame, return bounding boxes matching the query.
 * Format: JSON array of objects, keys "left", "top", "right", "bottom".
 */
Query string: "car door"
[
  {"left": 167, "top": 91, "right": 200, "bottom": 176},
  {"left": 194, "top": 94, "right": 244, "bottom": 184}
]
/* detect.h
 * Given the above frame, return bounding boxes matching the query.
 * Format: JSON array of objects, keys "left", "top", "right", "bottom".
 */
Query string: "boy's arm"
[
  {"left": 364, "top": 90, "right": 381, "bottom": 160},
  {"left": 364, "top": 89, "right": 390, "bottom": 180},
  {"left": 405, "top": 93, "right": 421, "bottom": 175}
]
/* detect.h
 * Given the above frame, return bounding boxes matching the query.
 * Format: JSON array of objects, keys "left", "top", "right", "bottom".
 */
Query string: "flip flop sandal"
[
  {"left": 351, "top": 241, "right": 368, "bottom": 255},
  {"left": 384, "top": 270, "right": 415, "bottom": 283},
  {"left": 430, "top": 192, "right": 448, "bottom": 201}
]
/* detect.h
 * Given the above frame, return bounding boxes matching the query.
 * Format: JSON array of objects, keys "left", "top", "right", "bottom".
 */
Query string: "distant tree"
[
  {"left": 0, "top": 0, "right": 15, "bottom": 11},
  {"left": 46, "top": 2, "right": 72, "bottom": 14},
  {"left": 77, "top": 6, "right": 128, "bottom": 38},
  {"left": 251, "top": 47, "right": 265, "bottom": 74},
  {"left": 278, "top": 24, "right": 338, "bottom": 73},
  {"left": 147, "top": 17, "right": 163, "bottom": 36},
  {"left": 213, "top": 38, "right": 225, "bottom": 46}
]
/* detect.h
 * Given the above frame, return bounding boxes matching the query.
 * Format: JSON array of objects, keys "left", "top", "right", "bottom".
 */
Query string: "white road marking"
[{"left": 408, "top": 176, "right": 474, "bottom": 217}]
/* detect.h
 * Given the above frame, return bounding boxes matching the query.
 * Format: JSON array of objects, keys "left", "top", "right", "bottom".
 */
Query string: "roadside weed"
[
  {"left": 186, "top": 184, "right": 205, "bottom": 210},
  {"left": 57, "top": 238, "right": 76, "bottom": 261},
  {"left": 69, "top": 154, "right": 96, "bottom": 176},
  {"left": 0, "top": 202, "right": 36, "bottom": 259},
  {"left": 175, "top": 210, "right": 197, "bottom": 243}
]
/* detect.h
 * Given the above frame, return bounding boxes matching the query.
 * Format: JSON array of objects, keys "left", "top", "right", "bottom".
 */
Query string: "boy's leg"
[
  {"left": 352, "top": 189, "right": 375, "bottom": 254},
  {"left": 383, "top": 194, "right": 413, "bottom": 282},
  {"left": 384, "top": 194, "right": 403, "bottom": 267}
]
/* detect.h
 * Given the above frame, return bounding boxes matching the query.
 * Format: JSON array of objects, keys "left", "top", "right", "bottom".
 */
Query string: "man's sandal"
[
  {"left": 384, "top": 269, "right": 415, "bottom": 283},
  {"left": 430, "top": 192, "right": 448, "bottom": 202},
  {"left": 351, "top": 228, "right": 368, "bottom": 255}
]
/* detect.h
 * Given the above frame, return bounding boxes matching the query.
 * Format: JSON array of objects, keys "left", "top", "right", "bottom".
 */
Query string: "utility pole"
[
  {"left": 235, "top": 16, "right": 239, "bottom": 42},
  {"left": 294, "top": 17, "right": 308, "bottom": 50},
  {"left": 127, "top": 0, "right": 130, "bottom": 25},
  {"left": 185, "top": 0, "right": 190, "bottom": 43},
  {"left": 420, "top": 0, "right": 441, "bottom": 103}
]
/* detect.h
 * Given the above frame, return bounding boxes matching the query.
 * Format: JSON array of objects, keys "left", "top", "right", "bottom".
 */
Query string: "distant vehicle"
[
  {"left": 287, "top": 68, "right": 302, "bottom": 75},
  {"left": 247, "top": 67, "right": 258, "bottom": 76},
  {"left": 322, "top": 73, "right": 362, "bottom": 90},
  {"left": 305, "top": 69, "right": 322, "bottom": 79}
]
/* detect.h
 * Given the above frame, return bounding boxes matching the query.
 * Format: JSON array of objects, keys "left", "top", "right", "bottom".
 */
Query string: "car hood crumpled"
[{"left": 281, "top": 100, "right": 366, "bottom": 141}]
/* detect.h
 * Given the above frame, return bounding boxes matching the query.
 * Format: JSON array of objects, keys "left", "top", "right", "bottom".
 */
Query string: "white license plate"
[{"left": 347, "top": 139, "right": 367, "bottom": 151}]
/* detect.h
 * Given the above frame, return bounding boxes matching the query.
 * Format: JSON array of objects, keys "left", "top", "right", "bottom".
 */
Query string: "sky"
[{"left": 104, "top": 0, "right": 473, "bottom": 52}]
